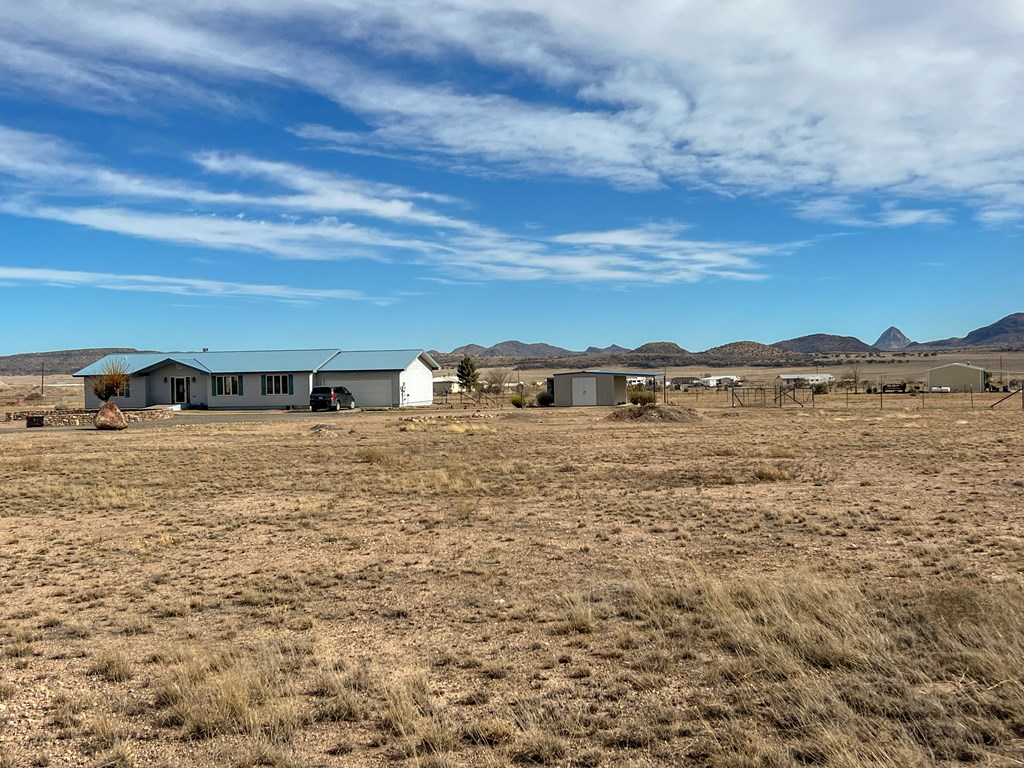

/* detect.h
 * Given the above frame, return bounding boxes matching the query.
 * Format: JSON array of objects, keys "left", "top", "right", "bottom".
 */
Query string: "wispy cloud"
[
  {"left": 4, "top": 2, "right": 1023, "bottom": 222},
  {"left": 0, "top": 266, "right": 388, "bottom": 304},
  {"left": 795, "top": 197, "right": 953, "bottom": 228},
  {"left": 0, "top": 200, "right": 440, "bottom": 261},
  {"left": 0, "top": 125, "right": 471, "bottom": 230},
  {"left": 0, "top": 124, "right": 788, "bottom": 285}
]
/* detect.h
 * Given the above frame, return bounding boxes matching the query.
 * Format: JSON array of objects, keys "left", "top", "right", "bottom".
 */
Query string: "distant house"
[
  {"left": 432, "top": 375, "right": 464, "bottom": 395},
  {"left": 697, "top": 375, "right": 741, "bottom": 388},
  {"left": 926, "top": 362, "right": 986, "bottom": 393},
  {"left": 74, "top": 349, "right": 440, "bottom": 410},
  {"left": 777, "top": 373, "right": 836, "bottom": 387}
]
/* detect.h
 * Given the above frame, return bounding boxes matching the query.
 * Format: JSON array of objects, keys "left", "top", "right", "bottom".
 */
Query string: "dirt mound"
[{"left": 606, "top": 404, "right": 701, "bottom": 422}]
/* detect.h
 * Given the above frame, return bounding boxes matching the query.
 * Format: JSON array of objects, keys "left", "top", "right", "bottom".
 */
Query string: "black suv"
[{"left": 310, "top": 386, "right": 356, "bottom": 411}]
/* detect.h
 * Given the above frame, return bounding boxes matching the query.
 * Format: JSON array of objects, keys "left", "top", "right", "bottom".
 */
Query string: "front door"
[{"left": 171, "top": 377, "right": 190, "bottom": 404}]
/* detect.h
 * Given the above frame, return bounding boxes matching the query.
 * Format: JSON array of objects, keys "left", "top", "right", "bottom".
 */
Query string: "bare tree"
[
  {"left": 481, "top": 367, "right": 515, "bottom": 394},
  {"left": 92, "top": 359, "right": 132, "bottom": 402},
  {"left": 844, "top": 360, "right": 863, "bottom": 393}
]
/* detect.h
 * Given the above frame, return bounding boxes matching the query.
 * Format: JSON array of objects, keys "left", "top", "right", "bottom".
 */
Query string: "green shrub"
[
  {"left": 628, "top": 387, "right": 656, "bottom": 405},
  {"left": 536, "top": 391, "right": 554, "bottom": 407},
  {"left": 509, "top": 392, "right": 527, "bottom": 409}
]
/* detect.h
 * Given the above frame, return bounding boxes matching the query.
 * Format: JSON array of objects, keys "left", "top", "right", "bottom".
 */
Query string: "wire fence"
[{"left": 663, "top": 386, "right": 1024, "bottom": 412}]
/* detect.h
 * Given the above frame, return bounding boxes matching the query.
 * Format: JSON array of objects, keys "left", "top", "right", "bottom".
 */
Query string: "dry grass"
[{"left": 2, "top": 405, "right": 1024, "bottom": 765}]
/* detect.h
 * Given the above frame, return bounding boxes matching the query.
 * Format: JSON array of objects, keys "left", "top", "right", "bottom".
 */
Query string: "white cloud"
[
  {"left": 877, "top": 203, "right": 952, "bottom": 227},
  {"left": 795, "top": 197, "right": 953, "bottom": 227},
  {"left": 0, "top": 266, "right": 385, "bottom": 303},
  {"left": 0, "top": 125, "right": 473, "bottom": 230},
  {"left": 0, "top": 123, "right": 787, "bottom": 284},
  {"left": 4, "top": 1, "right": 1023, "bottom": 222},
  {"left": 0, "top": 201, "right": 441, "bottom": 261}
]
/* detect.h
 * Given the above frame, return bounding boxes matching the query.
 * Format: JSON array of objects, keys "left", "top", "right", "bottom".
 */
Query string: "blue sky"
[{"left": 1, "top": 1, "right": 1022, "bottom": 356}]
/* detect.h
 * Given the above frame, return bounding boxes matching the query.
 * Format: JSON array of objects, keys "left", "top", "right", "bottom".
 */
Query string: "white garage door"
[
  {"left": 572, "top": 376, "right": 597, "bottom": 406},
  {"left": 322, "top": 378, "right": 393, "bottom": 407}
]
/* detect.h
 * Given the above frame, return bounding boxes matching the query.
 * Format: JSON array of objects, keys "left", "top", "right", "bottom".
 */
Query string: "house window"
[
  {"left": 116, "top": 381, "right": 130, "bottom": 398},
  {"left": 214, "top": 375, "right": 241, "bottom": 396},
  {"left": 263, "top": 374, "right": 292, "bottom": 395}
]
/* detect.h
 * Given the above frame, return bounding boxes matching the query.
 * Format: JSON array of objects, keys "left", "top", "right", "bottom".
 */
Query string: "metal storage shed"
[
  {"left": 551, "top": 370, "right": 662, "bottom": 407},
  {"left": 926, "top": 362, "right": 986, "bottom": 393}
]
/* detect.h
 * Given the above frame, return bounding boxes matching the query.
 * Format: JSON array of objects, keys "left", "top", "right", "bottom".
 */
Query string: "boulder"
[{"left": 94, "top": 402, "right": 128, "bottom": 430}]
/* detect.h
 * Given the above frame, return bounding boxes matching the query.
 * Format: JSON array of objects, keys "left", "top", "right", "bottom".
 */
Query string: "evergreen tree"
[{"left": 456, "top": 355, "right": 479, "bottom": 393}]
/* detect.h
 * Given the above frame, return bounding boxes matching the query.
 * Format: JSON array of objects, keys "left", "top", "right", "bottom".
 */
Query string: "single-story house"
[
  {"left": 551, "top": 370, "right": 662, "bottom": 407},
  {"left": 75, "top": 349, "right": 440, "bottom": 410},
  {"left": 926, "top": 362, "right": 986, "bottom": 393},
  {"left": 777, "top": 373, "right": 836, "bottom": 387},
  {"left": 432, "top": 375, "right": 465, "bottom": 395}
]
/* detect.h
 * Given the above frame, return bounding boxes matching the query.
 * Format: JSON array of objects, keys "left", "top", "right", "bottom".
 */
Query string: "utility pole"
[{"left": 41, "top": 362, "right": 45, "bottom": 396}]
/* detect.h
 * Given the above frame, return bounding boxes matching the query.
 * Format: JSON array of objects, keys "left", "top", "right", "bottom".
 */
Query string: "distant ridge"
[
  {"left": 0, "top": 348, "right": 145, "bottom": 376},
  {"left": 873, "top": 327, "right": 912, "bottom": 351},
  {"left": 773, "top": 333, "right": 874, "bottom": 354},
  {"left": 585, "top": 344, "right": 631, "bottom": 355},
  {"left": 449, "top": 340, "right": 574, "bottom": 358},
  {"left": 699, "top": 341, "right": 809, "bottom": 365},
  {"left": 913, "top": 313, "right": 1024, "bottom": 349},
  {"left": 631, "top": 341, "right": 689, "bottom": 355}
]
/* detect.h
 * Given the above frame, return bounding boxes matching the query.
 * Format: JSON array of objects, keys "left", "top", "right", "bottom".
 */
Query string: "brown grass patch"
[{"left": 2, "top": 405, "right": 1023, "bottom": 765}]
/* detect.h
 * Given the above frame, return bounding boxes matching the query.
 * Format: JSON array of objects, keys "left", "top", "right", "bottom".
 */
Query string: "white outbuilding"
[{"left": 777, "top": 373, "right": 836, "bottom": 387}]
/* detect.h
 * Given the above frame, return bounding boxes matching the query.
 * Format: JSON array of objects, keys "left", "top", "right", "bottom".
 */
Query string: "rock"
[{"left": 94, "top": 402, "right": 128, "bottom": 430}]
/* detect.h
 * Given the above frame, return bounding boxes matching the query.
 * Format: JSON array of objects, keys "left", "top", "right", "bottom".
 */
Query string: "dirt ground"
[{"left": 1, "top": 403, "right": 1023, "bottom": 767}]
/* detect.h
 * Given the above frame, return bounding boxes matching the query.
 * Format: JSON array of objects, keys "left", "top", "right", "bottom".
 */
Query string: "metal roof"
[
  {"left": 927, "top": 362, "right": 986, "bottom": 371},
  {"left": 74, "top": 353, "right": 203, "bottom": 377},
  {"left": 552, "top": 370, "right": 662, "bottom": 377},
  {"left": 319, "top": 349, "right": 440, "bottom": 372},
  {"left": 74, "top": 349, "right": 435, "bottom": 376}
]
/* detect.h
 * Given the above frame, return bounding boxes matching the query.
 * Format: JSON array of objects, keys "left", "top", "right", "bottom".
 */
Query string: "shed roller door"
[
  {"left": 572, "top": 376, "right": 597, "bottom": 406},
  {"left": 322, "top": 378, "right": 393, "bottom": 407}
]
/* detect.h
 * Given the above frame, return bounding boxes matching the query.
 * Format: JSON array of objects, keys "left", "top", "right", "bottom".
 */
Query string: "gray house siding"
[
  {"left": 82, "top": 375, "right": 148, "bottom": 410},
  {"left": 317, "top": 371, "right": 401, "bottom": 407},
  {"left": 75, "top": 349, "right": 437, "bottom": 410}
]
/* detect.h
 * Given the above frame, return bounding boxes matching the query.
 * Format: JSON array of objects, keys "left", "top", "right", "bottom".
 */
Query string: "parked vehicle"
[{"left": 310, "top": 385, "right": 356, "bottom": 411}]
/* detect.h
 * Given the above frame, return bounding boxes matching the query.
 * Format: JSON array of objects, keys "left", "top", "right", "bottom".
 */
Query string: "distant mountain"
[
  {"left": 0, "top": 348, "right": 145, "bottom": 376},
  {"left": 698, "top": 341, "right": 810, "bottom": 365},
  {"left": 914, "top": 313, "right": 1024, "bottom": 349},
  {"left": 631, "top": 341, "right": 690, "bottom": 355},
  {"left": 873, "top": 326, "right": 912, "bottom": 351},
  {"left": 773, "top": 334, "right": 874, "bottom": 354},
  {"left": 449, "top": 340, "right": 575, "bottom": 358},
  {"left": 585, "top": 344, "right": 631, "bottom": 355}
]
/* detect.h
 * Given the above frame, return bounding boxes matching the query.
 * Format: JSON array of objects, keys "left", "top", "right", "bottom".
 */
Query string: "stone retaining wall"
[{"left": 5, "top": 409, "right": 174, "bottom": 426}]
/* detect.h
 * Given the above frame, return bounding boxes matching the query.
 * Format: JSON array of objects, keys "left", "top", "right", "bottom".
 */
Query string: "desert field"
[
  {"left": 2, "top": 402, "right": 1024, "bottom": 767},
  {"left": 0, "top": 374, "right": 83, "bottom": 416}
]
